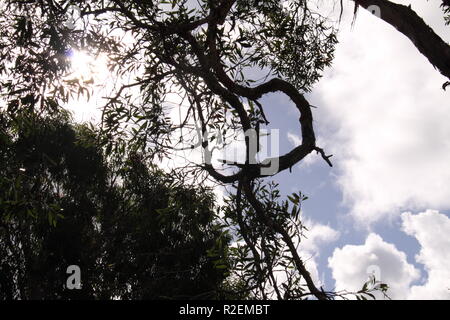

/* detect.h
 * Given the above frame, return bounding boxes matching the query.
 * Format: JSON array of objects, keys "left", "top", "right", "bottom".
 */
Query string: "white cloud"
[
  {"left": 328, "top": 233, "right": 419, "bottom": 299},
  {"left": 301, "top": 219, "right": 340, "bottom": 253},
  {"left": 402, "top": 210, "right": 450, "bottom": 299},
  {"left": 287, "top": 132, "right": 302, "bottom": 146},
  {"left": 328, "top": 210, "right": 450, "bottom": 299},
  {"left": 311, "top": 1, "right": 450, "bottom": 224}
]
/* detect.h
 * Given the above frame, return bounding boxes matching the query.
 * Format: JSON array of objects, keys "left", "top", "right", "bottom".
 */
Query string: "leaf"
[{"left": 215, "top": 264, "right": 228, "bottom": 270}]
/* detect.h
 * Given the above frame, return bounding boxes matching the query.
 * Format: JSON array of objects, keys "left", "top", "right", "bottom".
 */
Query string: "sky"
[
  {"left": 263, "top": 0, "right": 450, "bottom": 299},
  {"left": 61, "top": 0, "right": 450, "bottom": 299}
]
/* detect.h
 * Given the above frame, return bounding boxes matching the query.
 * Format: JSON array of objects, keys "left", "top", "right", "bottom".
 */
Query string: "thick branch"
[{"left": 354, "top": 0, "right": 450, "bottom": 80}]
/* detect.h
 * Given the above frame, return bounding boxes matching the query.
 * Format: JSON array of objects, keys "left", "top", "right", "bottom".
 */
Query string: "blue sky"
[
  {"left": 63, "top": 0, "right": 450, "bottom": 299},
  {"left": 256, "top": 0, "right": 450, "bottom": 299}
]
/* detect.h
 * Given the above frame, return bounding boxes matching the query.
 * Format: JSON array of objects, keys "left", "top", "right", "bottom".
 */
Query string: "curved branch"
[{"left": 204, "top": 20, "right": 325, "bottom": 176}]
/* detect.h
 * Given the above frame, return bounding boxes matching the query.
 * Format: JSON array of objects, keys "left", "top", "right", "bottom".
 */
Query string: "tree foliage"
[{"left": 0, "top": 110, "right": 231, "bottom": 299}]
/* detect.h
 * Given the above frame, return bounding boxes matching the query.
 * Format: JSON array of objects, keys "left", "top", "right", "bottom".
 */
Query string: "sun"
[
  {"left": 67, "top": 49, "right": 110, "bottom": 84},
  {"left": 63, "top": 49, "right": 113, "bottom": 122}
]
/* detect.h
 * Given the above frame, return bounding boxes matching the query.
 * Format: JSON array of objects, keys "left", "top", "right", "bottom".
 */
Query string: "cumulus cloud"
[
  {"left": 328, "top": 233, "right": 419, "bottom": 299},
  {"left": 328, "top": 210, "right": 450, "bottom": 299},
  {"left": 402, "top": 210, "right": 450, "bottom": 299},
  {"left": 301, "top": 219, "right": 340, "bottom": 253},
  {"left": 311, "top": 1, "right": 450, "bottom": 224}
]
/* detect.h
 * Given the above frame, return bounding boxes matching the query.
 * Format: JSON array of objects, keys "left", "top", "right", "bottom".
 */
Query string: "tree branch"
[
  {"left": 353, "top": 0, "right": 450, "bottom": 80},
  {"left": 241, "top": 178, "right": 329, "bottom": 300}
]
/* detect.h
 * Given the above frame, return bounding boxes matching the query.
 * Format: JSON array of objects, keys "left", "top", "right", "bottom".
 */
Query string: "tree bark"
[{"left": 353, "top": 0, "right": 450, "bottom": 80}]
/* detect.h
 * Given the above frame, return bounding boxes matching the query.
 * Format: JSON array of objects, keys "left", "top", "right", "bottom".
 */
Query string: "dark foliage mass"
[{"left": 0, "top": 110, "right": 231, "bottom": 299}]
